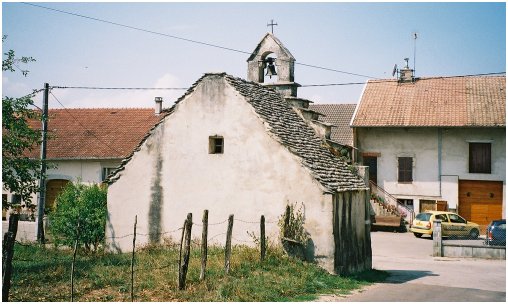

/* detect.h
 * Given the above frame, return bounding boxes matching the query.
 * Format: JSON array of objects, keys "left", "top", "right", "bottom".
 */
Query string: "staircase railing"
[{"left": 369, "top": 181, "right": 415, "bottom": 226}]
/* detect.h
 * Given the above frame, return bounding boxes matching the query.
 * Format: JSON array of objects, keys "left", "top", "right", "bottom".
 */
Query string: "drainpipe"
[{"left": 438, "top": 128, "right": 442, "bottom": 197}]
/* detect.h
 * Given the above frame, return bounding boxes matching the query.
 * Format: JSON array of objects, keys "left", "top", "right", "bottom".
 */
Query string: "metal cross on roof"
[{"left": 267, "top": 19, "right": 278, "bottom": 34}]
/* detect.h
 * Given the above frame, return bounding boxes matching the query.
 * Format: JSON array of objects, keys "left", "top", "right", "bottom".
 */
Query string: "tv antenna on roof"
[
  {"left": 413, "top": 32, "right": 418, "bottom": 77},
  {"left": 392, "top": 64, "right": 398, "bottom": 78}
]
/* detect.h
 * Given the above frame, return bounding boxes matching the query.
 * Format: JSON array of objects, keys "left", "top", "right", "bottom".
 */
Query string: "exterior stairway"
[
  {"left": 370, "top": 198, "right": 404, "bottom": 231},
  {"left": 369, "top": 181, "right": 415, "bottom": 232}
]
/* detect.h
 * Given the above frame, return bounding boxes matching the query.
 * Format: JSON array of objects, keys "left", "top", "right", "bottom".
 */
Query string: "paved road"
[{"left": 328, "top": 231, "right": 506, "bottom": 302}]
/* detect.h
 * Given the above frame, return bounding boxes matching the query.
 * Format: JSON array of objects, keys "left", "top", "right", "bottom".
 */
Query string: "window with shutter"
[
  {"left": 398, "top": 157, "right": 413, "bottom": 183},
  {"left": 469, "top": 143, "right": 491, "bottom": 173}
]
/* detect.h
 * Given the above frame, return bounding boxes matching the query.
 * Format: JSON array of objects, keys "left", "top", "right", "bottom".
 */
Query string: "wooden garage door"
[
  {"left": 46, "top": 179, "right": 70, "bottom": 212},
  {"left": 458, "top": 180, "right": 503, "bottom": 232}
]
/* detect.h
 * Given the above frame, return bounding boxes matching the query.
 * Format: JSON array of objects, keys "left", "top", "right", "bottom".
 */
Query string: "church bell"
[{"left": 264, "top": 57, "right": 277, "bottom": 78}]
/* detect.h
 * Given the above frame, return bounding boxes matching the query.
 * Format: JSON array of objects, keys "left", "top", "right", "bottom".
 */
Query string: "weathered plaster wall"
[
  {"left": 356, "top": 127, "right": 506, "bottom": 214},
  {"left": 107, "top": 75, "right": 336, "bottom": 268}
]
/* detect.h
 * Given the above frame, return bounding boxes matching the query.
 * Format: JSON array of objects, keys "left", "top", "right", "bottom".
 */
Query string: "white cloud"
[
  {"left": 2, "top": 76, "right": 33, "bottom": 98},
  {"left": 50, "top": 73, "right": 185, "bottom": 109}
]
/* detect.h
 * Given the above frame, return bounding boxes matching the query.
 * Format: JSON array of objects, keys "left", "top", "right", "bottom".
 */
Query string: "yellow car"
[{"left": 410, "top": 211, "right": 480, "bottom": 239}]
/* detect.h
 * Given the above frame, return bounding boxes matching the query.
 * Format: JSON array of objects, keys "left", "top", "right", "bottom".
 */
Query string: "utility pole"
[{"left": 36, "top": 83, "right": 49, "bottom": 244}]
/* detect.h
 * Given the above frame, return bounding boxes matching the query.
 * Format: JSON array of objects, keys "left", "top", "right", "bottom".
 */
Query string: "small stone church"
[{"left": 106, "top": 33, "right": 371, "bottom": 274}]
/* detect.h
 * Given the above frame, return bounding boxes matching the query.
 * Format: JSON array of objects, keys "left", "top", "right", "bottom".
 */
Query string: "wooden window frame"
[
  {"left": 469, "top": 142, "right": 491, "bottom": 174},
  {"left": 398, "top": 157, "right": 413, "bottom": 183}
]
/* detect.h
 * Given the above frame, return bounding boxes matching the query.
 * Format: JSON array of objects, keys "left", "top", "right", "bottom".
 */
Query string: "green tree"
[
  {"left": 2, "top": 36, "right": 43, "bottom": 206},
  {"left": 49, "top": 182, "right": 107, "bottom": 252}
]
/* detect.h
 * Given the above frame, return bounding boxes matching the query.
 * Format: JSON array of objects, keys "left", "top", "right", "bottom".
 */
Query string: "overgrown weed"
[{"left": 10, "top": 243, "right": 386, "bottom": 301}]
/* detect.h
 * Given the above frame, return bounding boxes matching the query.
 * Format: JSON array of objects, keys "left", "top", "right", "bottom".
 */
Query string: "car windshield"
[{"left": 416, "top": 213, "right": 431, "bottom": 221}]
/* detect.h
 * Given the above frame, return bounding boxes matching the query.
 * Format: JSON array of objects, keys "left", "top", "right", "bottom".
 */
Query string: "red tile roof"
[
  {"left": 308, "top": 104, "right": 356, "bottom": 146},
  {"left": 352, "top": 75, "right": 506, "bottom": 127},
  {"left": 27, "top": 108, "right": 165, "bottom": 159}
]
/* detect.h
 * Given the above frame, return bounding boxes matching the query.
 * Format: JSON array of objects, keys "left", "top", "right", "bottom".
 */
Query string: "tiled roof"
[
  {"left": 109, "top": 73, "right": 367, "bottom": 192},
  {"left": 352, "top": 76, "right": 506, "bottom": 127},
  {"left": 27, "top": 108, "right": 165, "bottom": 159},
  {"left": 309, "top": 104, "right": 357, "bottom": 146}
]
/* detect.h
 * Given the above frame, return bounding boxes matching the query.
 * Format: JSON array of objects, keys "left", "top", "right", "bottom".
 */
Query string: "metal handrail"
[{"left": 369, "top": 181, "right": 415, "bottom": 225}]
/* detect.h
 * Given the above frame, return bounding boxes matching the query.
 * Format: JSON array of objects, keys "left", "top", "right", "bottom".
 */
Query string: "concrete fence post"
[{"left": 433, "top": 219, "right": 442, "bottom": 257}]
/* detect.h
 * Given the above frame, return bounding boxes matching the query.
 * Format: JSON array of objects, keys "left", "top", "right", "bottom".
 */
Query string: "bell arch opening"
[{"left": 259, "top": 52, "right": 278, "bottom": 84}]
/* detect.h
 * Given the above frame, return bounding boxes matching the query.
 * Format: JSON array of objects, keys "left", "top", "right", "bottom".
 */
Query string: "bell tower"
[{"left": 247, "top": 32, "right": 300, "bottom": 97}]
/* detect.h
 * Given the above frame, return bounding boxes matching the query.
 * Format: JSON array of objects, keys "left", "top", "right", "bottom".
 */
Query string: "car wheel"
[
  {"left": 469, "top": 229, "right": 479, "bottom": 239},
  {"left": 413, "top": 233, "right": 422, "bottom": 238}
]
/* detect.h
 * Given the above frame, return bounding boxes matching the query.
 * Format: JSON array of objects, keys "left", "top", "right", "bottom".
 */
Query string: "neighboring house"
[
  {"left": 2, "top": 107, "right": 165, "bottom": 240},
  {"left": 106, "top": 33, "right": 371, "bottom": 274},
  {"left": 309, "top": 103, "right": 357, "bottom": 161},
  {"left": 351, "top": 64, "right": 506, "bottom": 231}
]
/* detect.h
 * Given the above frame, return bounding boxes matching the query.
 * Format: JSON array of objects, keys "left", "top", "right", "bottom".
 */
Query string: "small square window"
[{"left": 209, "top": 136, "right": 224, "bottom": 154}]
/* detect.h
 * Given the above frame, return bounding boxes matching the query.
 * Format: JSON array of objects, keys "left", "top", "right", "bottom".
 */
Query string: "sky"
[{"left": 2, "top": 1, "right": 506, "bottom": 110}]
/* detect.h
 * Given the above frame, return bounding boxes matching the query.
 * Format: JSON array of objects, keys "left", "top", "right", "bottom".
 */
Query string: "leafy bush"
[{"left": 48, "top": 182, "right": 107, "bottom": 252}]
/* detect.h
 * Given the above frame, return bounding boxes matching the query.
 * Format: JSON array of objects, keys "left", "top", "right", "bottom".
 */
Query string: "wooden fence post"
[
  {"left": 179, "top": 213, "right": 192, "bottom": 290},
  {"left": 131, "top": 216, "right": 137, "bottom": 302},
  {"left": 200, "top": 210, "right": 208, "bottom": 281},
  {"left": 178, "top": 217, "right": 186, "bottom": 289},
  {"left": 224, "top": 214, "right": 234, "bottom": 274},
  {"left": 283, "top": 205, "right": 291, "bottom": 238},
  {"left": 71, "top": 222, "right": 80, "bottom": 302},
  {"left": 260, "top": 215, "right": 266, "bottom": 261},
  {"left": 2, "top": 213, "right": 19, "bottom": 302}
]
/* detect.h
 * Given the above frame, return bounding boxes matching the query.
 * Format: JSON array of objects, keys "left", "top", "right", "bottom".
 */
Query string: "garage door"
[
  {"left": 46, "top": 179, "right": 70, "bottom": 212},
  {"left": 458, "top": 180, "right": 503, "bottom": 232}
]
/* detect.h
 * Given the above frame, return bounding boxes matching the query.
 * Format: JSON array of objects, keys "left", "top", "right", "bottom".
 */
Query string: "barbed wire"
[{"left": 192, "top": 218, "right": 229, "bottom": 227}]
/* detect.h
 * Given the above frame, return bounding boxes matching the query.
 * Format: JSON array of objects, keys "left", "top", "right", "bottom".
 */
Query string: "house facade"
[
  {"left": 2, "top": 108, "right": 164, "bottom": 241},
  {"left": 106, "top": 33, "right": 371, "bottom": 274},
  {"left": 352, "top": 67, "right": 506, "bottom": 231}
]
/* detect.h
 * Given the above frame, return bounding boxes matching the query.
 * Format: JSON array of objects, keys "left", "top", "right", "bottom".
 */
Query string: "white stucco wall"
[
  {"left": 6, "top": 159, "right": 121, "bottom": 204},
  {"left": 46, "top": 159, "right": 121, "bottom": 184},
  {"left": 356, "top": 127, "right": 506, "bottom": 214},
  {"left": 2, "top": 159, "right": 121, "bottom": 241},
  {"left": 107, "top": 76, "right": 336, "bottom": 267}
]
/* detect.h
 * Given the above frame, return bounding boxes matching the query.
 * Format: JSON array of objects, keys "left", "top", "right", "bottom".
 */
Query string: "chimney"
[
  {"left": 399, "top": 58, "right": 414, "bottom": 83},
  {"left": 154, "top": 97, "right": 163, "bottom": 115}
]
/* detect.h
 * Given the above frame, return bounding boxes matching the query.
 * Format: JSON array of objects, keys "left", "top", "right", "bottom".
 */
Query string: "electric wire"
[
  {"left": 49, "top": 91, "right": 125, "bottom": 156},
  {"left": 15, "top": 3, "right": 508, "bottom": 94},
  {"left": 51, "top": 86, "right": 188, "bottom": 90},
  {"left": 47, "top": 71, "right": 506, "bottom": 100},
  {"left": 21, "top": 2, "right": 379, "bottom": 79}
]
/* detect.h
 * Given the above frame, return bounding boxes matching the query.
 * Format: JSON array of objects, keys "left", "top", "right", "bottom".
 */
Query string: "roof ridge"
[
  {"left": 369, "top": 74, "right": 506, "bottom": 83},
  {"left": 223, "top": 74, "right": 367, "bottom": 192},
  {"left": 108, "top": 72, "right": 367, "bottom": 192},
  {"left": 47, "top": 107, "right": 156, "bottom": 111}
]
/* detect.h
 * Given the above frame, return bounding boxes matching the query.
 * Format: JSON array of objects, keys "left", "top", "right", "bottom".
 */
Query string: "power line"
[
  {"left": 301, "top": 82, "right": 366, "bottom": 87},
  {"left": 3, "top": 88, "right": 45, "bottom": 111},
  {"left": 21, "top": 2, "right": 378, "bottom": 79},
  {"left": 51, "top": 86, "right": 187, "bottom": 90},
  {"left": 49, "top": 91, "right": 125, "bottom": 156},
  {"left": 47, "top": 71, "right": 506, "bottom": 91},
  {"left": 301, "top": 72, "right": 505, "bottom": 87}
]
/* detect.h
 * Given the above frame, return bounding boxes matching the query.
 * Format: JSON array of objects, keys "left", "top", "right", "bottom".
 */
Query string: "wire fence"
[{"left": 4, "top": 210, "right": 283, "bottom": 301}]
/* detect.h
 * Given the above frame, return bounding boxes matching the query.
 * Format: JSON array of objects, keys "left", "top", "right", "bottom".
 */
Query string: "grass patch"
[{"left": 9, "top": 243, "right": 386, "bottom": 301}]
